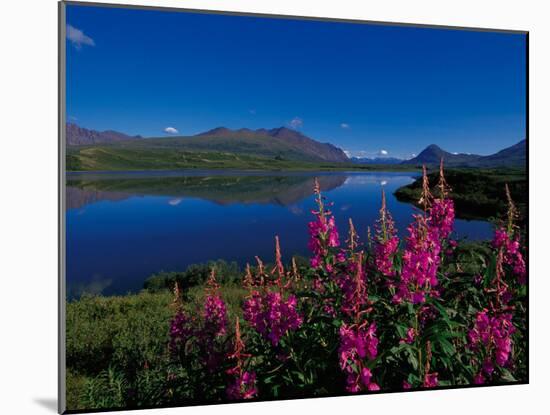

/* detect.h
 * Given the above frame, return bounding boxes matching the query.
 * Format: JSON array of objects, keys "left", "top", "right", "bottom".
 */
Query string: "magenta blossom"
[
  {"left": 169, "top": 309, "right": 194, "bottom": 355},
  {"left": 493, "top": 227, "right": 526, "bottom": 284},
  {"left": 243, "top": 290, "right": 302, "bottom": 346},
  {"left": 394, "top": 214, "right": 441, "bottom": 304},
  {"left": 339, "top": 322, "right": 379, "bottom": 392},
  {"left": 399, "top": 327, "right": 416, "bottom": 345},
  {"left": 430, "top": 198, "right": 455, "bottom": 241},
  {"left": 226, "top": 371, "right": 258, "bottom": 400},
  {"left": 308, "top": 179, "right": 340, "bottom": 270},
  {"left": 474, "top": 373, "right": 485, "bottom": 385},
  {"left": 423, "top": 373, "right": 438, "bottom": 388},
  {"left": 203, "top": 294, "right": 227, "bottom": 337},
  {"left": 467, "top": 309, "right": 516, "bottom": 381}
]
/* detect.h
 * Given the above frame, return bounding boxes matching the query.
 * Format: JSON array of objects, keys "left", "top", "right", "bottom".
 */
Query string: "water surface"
[{"left": 66, "top": 170, "right": 492, "bottom": 297}]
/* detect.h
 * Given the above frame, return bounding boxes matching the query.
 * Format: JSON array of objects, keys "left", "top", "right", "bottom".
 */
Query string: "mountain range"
[
  {"left": 66, "top": 123, "right": 526, "bottom": 169},
  {"left": 66, "top": 123, "right": 142, "bottom": 145},
  {"left": 67, "top": 124, "right": 348, "bottom": 163},
  {"left": 401, "top": 140, "right": 526, "bottom": 168}
]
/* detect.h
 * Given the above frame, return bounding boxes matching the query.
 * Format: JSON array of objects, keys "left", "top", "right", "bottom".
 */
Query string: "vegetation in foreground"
[{"left": 66, "top": 162, "right": 527, "bottom": 411}]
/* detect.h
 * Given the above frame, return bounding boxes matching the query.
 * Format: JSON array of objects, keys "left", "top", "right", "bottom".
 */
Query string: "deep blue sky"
[{"left": 66, "top": 4, "right": 526, "bottom": 158}]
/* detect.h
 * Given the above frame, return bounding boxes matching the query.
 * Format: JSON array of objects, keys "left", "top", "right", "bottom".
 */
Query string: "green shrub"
[{"left": 144, "top": 260, "right": 242, "bottom": 293}]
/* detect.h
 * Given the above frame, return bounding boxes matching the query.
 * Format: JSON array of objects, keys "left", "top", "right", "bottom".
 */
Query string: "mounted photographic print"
[{"left": 59, "top": 1, "right": 528, "bottom": 413}]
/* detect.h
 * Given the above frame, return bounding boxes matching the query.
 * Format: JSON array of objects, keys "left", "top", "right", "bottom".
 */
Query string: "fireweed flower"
[
  {"left": 374, "top": 190, "right": 399, "bottom": 277},
  {"left": 338, "top": 252, "right": 380, "bottom": 392},
  {"left": 169, "top": 309, "right": 194, "bottom": 355},
  {"left": 467, "top": 309, "right": 516, "bottom": 381},
  {"left": 493, "top": 227, "right": 526, "bottom": 284},
  {"left": 226, "top": 319, "right": 258, "bottom": 400},
  {"left": 243, "top": 239, "right": 303, "bottom": 346},
  {"left": 203, "top": 270, "right": 228, "bottom": 337},
  {"left": 227, "top": 372, "right": 257, "bottom": 400},
  {"left": 169, "top": 283, "right": 194, "bottom": 355},
  {"left": 491, "top": 184, "right": 526, "bottom": 284},
  {"left": 474, "top": 372, "right": 485, "bottom": 385},
  {"left": 394, "top": 166, "right": 442, "bottom": 304},
  {"left": 430, "top": 198, "right": 455, "bottom": 241},
  {"left": 196, "top": 270, "right": 229, "bottom": 371},
  {"left": 339, "top": 322, "right": 379, "bottom": 392},
  {"left": 430, "top": 159, "right": 455, "bottom": 241},
  {"left": 338, "top": 322, "right": 379, "bottom": 364},
  {"left": 423, "top": 373, "right": 439, "bottom": 388},
  {"left": 394, "top": 214, "right": 441, "bottom": 304},
  {"left": 308, "top": 178, "right": 340, "bottom": 270},
  {"left": 243, "top": 290, "right": 303, "bottom": 346},
  {"left": 399, "top": 327, "right": 416, "bottom": 345},
  {"left": 339, "top": 252, "right": 368, "bottom": 316}
]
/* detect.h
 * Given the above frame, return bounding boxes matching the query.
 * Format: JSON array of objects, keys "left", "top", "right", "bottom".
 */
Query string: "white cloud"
[
  {"left": 67, "top": 24, "right": 95, "bottom": 49},
  {"left": 288, "top": 117, "right": 303, "bottom": 129},
  {"left": 379, "top": 149, "right": 389, "bottom": 156},
  {"left": 452, "top": 152, "right": 459, "bottom": 155},
  {"left": 163, "top": 127, "right": 179, "bottom": 135},
  {"left": 168, "top": 198, "right": 183, "bottom": 206},
  {"left": 340, "top": 123, "right": 350, "bottom": 129}
]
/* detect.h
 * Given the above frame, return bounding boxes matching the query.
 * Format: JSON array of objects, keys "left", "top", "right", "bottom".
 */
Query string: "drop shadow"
[{"left": 34, "top": 398, "right": 57, "bottom": 413}]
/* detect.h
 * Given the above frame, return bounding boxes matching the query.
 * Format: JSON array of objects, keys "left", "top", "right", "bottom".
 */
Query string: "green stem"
[{"left": 415, "top": 309, "right": 423, "bottom": 380}]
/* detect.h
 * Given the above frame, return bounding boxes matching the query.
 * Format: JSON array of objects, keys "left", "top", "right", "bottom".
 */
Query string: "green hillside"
[
  {"left": 67, "top": 146, "right": 343, "bottom": 171},
  {"left": 66, "top": 145, "right": 419, "bottom": 172}
]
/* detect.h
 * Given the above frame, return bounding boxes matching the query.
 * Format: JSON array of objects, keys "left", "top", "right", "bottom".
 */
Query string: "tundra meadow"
[{"left": 67, "top": 162, "right": 527, "bottom": 410}]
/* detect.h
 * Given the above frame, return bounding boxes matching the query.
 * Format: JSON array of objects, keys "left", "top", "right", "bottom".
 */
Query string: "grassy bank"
[
  {"left": 66, "top": 288, "right": 251, "bottom": 410},
  {"left": 394, "top": 168, "right": 526, "bottom": 222},
  {"left": 65, "top": 259, "right": 261, "bottom": 410}
]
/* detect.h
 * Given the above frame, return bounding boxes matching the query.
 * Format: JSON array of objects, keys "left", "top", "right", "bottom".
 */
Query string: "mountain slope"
[
  {"left": 474, "top": 140, "right": 526, "bottom": 167},
  {"left": 192, "top": 126, "right": 349, "bottom": 162},
  {"left": 66, "top": 123, "right": 141, "bottom": 146},
  {"left": 402, "top": 141, "right": 526, "bottom": 168},
  {"left": 401, "top": 144, "right": 481, "bottom": 166}
]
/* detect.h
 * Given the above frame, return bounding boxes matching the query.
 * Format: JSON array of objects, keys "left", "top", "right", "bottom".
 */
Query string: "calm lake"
[{"left": 66, "top": 170, "right": 493, "bottom": 297}]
